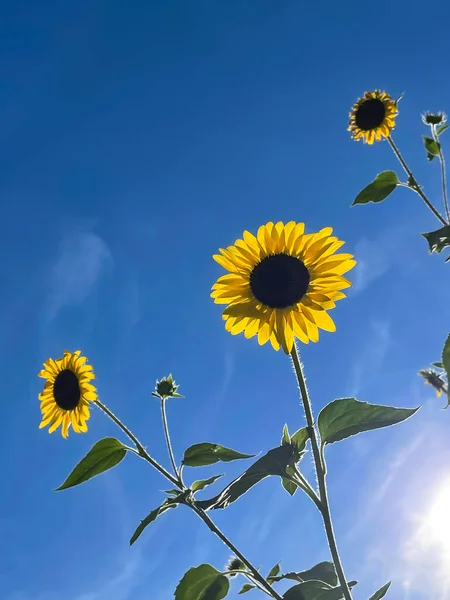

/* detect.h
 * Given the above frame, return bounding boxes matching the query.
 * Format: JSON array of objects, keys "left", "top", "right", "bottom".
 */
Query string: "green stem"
[
  {"left": 387, "top": 135, "right": 448, "bottom": 225},
  {"left": 191, "top": 504, "right": 283, "bottom": 600},
  {"left": 432, "top": 125, "right": 450, "bottom": 222},
  {"left": 290, "top": 466, "right": 322, "bottom": 510},
  {"left": 290, "top": 346, "right": 353, "bottom": 600},
  {"left": 160, "top": 398, "right": 182, "bottom": 484},
  {"left": 96, "top": 400, "right": 280, "bottom": 599},
  {"left": 95, "top": 400, "right": 180, "bottom": 488}
]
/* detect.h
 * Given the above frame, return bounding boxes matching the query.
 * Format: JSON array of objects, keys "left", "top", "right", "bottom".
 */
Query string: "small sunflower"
[
  {"left": 418, "top": 368, "right": 447, "bottom": 398},
  {"left": 349, "top": 90, "right": 398, "bottom": 144},
  {"left": 211, "top": 221, "right": 356, "bottom": 354},
  {"left": 38, "top": 350, "right": 98, "bottom": 438}
]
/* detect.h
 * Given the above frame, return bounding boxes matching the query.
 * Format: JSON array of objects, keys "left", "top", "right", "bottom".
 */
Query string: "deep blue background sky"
[{"left": 2, "top": 1, "right": 450, "bottom": 599}]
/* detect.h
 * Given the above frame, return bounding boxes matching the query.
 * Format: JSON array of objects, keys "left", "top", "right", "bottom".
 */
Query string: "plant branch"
[
  {"left": 387, "top": 135, "right": 447, "bottom": 225},
  {"left": 191, "top": 504, "right": 283, "bottom": 600},
  {"left": 160, "top": 398, "right": 182, "bottom": 484},
  {"left": 290, "top": 345, "right": 353, "bottom": 600},
  {"left": 432, "top": 125, "right": 450, "bottom": 222},
  {"left": 95, "top": 400, "right": 180, "bottom": 488}
]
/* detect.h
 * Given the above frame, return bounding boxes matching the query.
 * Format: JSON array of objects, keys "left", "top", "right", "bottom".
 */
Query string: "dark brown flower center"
[
  {"left": 250, "top": 253, "right": 310, "bottom": 308},
  {"left": 355, "top": 98, "right": 386, "bottom": 131},
  {"left": 53, "top": 369, "right": 81, "bottom": 410}
]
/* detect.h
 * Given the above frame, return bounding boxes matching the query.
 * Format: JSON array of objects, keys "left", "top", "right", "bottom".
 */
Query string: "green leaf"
[
  {"left": 129, "top": 500, "right": 176, "bottom": 545},
  {"left": 196, "top": 445, "right": 297, "bottom": 510},
  {"left": 423, "top": 136, "right": 441, "bottom": 161},
  {"left": 352, "top": 171, "right": 399, "bottom": 206},
  {"left": 433, "top": 362, "right": 444, "bottom": 369},
  {"left": 182, "top": 443, "right": 255, "bottom": 467},
  {"left": 283, "top": 580, "right": 344, "bottom": 600},
  {"left": 422, "top": 225, "right": 450, "bottom": 254},
  {"left": 175, "top": 564, "right": 229, "bottom": 600},
  {"left": 239, "top": 584, "right": 256, "bottom": 595},
  {"left": 442, "top": 334, "right": 450, "bottom": 407},
  {"left": 297, "top": 563, "right": 337, "bottom": 587},
  {"left": 437, "top": 124, "right": 450, "bottom": 136},
  {"left": 191, "top": 475, "right": 224, "bottom": 492},
  {"left": 56, "top": 438, "right": 127, "bottom": 491},
  {"left": 267, "top": 563, "right": 281, "bottom": 580},
  {"left": 280, "top": 426, "right": 308, "bottom": 496},
  {"left": 369, "top": 581, "right": 391, "bottom": 600},
  {"left": 318, "top": 398, "right": 419, "bottom": 446}
]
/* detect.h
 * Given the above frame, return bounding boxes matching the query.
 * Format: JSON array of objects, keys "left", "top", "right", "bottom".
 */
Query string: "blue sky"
[{"left": 2, "top": 1, "right": 450, "bottom": 599}]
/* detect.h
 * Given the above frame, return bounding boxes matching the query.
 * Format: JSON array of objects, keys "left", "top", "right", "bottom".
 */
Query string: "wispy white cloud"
[
  {"left": 351, "top": 225, "right": 410, "bottom": 294},
  {"left": 348, "top": 319, "right": 391, "bottom": 397},
  {"left": 46, "top": 231, "right": 112, "bottom": 319}
]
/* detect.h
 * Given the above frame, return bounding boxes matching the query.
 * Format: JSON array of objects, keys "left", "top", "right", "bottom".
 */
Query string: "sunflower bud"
[
  {"left": 226, "top": 556, "right": 245, "bottom": 575},
  {"left": 151, "top": 374, "right": 183, "bottom": 400},
  {"left": 418, "top": 368, "right": 447, "bottom": 398},
  {"left": 421, "top": 112, "right": 447, "bottom": 126}
]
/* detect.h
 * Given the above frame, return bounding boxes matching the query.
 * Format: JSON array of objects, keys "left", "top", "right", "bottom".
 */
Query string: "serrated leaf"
[
  {"left": 318, "top": 398, "right": 419, "bottom": 446},
  {"left": 369, "top": 581, "right": 391, "bottom": 600},
  {"left": 191, "top": 475, "right": 224, "bottom": 492},
  {"left": 352, "top": 171, "right": 399, "bottom": 206},
  {"left": 442, "top": 334, "right": 450, "bottom": 407},
  {"left": 175, "top": 564, "right": 229, "bottom": 600},
  {"left": 239, "top": 584, "right": 256, "bottom": 594},
  {"left": 283, "top": 580, "right": 344, "bottom": 600},
  {"left": 268, "top": 563, "right": 281, "bottom": 579},
  {"left": 437, "top": 124, "right": 450, "bottom": 136},
  {"left": 422, "top": 225, "right": 450, "bottom": 254},
  {"left": 423, "top": 136, "right": 441, "bottom": 161},
  {"left": 182, "top": 443, "right": 255, "bottom": 467},
  {"left": 56, "top": 438, "right": 127, "bottom": 491},
  {"left": 129, "top": 501, "right": 176, "bottom": 545},
  {"left": 196, "top": 445, "right": 296, "bottom": 510}
]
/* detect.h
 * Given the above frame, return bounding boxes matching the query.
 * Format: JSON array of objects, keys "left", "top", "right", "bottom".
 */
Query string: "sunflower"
[
  {"left": 418, "top": 368, "right": 447, "bottom": 398},
  {"left": 211, "top": 221, "right": 356, "bottom": 354},
  {"left": 348, "top": 90, "right": 398, "bottom": 144},
  {"left": 38, "top": 351, "right": 97, "bottom": 438}
]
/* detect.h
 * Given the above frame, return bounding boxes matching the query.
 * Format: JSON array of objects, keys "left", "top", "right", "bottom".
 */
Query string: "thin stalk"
[
  {"left": 387, "top": 135, "right": 447, "bottom": 225},
  {"left": 432, "top": 125, "right": 450, "bottom": 222},
  {"left": 160, "top": 398, "right": 182, "bottom": 483},
  {"left": 290, "top": 345, "right": 353, "bottom": 600},
  {"left": 289, "top": 466, "right": 322, "bottom": 510},
  {"left": 95, "top": 400, "right": 180, "bottom": 488},
  {"left": 191, "top": 504, "right": 283, "bottom": 600},
  {"left": 228, "top": 571, "right": 272, "bottom": 597},
  {"left": 96, "top": 399, "right": 280, "bottom": 598}
]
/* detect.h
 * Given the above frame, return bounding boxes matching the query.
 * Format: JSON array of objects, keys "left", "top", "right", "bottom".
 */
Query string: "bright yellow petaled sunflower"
[
  {"left": 38, "top": 351, "right": 98, "bottom": 438},
  {"left": 211, "top": 221, "right": 356, "bottom": 354},
  {"left": 348, "top": 90, "right": 398, "bottom": 144}
]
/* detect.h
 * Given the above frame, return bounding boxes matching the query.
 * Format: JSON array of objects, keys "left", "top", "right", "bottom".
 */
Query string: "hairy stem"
[
  {"left": 388, "top": 135, "right": 447, "bottom": 225},
  {"left": 290, "top": 345, "right": 353, "bottom": 600},
  {"left": 160, "top": 398, "right": 182, "bottom": 484},
  {"left": 96, "top": 400, "right": 180, "bottom": 488},
  {"left": 191, "top": 504, "right": 283, "bottom": 600},
  {"left": 432, "top": 125, "right": 450, "bottom": 222}
]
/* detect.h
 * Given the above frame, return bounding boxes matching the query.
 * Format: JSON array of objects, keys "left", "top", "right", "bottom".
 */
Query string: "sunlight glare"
[{"left": 422, "top": 479, "right": 450, "bottom": 557}]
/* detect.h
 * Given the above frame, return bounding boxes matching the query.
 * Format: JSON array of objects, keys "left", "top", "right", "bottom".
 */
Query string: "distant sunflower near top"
[
  {"left": 349, "top": 90, "right": 397, "bottom": 144},
  {"left": 211, "top": 221, "right": 355, "bottom": 354},
  {"left": 38, "top": 350, "right": 97, "bottom": 438}
]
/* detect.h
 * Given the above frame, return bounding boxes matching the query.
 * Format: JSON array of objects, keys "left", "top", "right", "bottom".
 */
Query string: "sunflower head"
[
  {"left": 152, "top": 374, "right": 183, "bottom": 400},
  {"left": 211, "top": 221, "right": 356, "bottom": 354},
  {"left": 348, "top": 90, "right": 398, "bottom": 144},
  {"left": 226, "top": 557, "right": 245, "bottom": 575},
  {"left": 422, "top": 111, "right": 447, "bottom": 126},
  {"left": 418, "top": 368, "right": 447, "bottom": 398},
  {"left": 38, "top": 351, "right": 97, "bottom": 438}
]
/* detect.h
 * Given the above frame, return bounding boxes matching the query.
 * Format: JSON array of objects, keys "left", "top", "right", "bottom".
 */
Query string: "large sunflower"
[
  {"left": 211, "top": 221, "right": 356, "bottom": 353},
  {"left": 348, "top": 90, "right": 397, "bottom": 144},
  {"left": 38, "top": 350, "right": 97, "bottom": 438}
]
